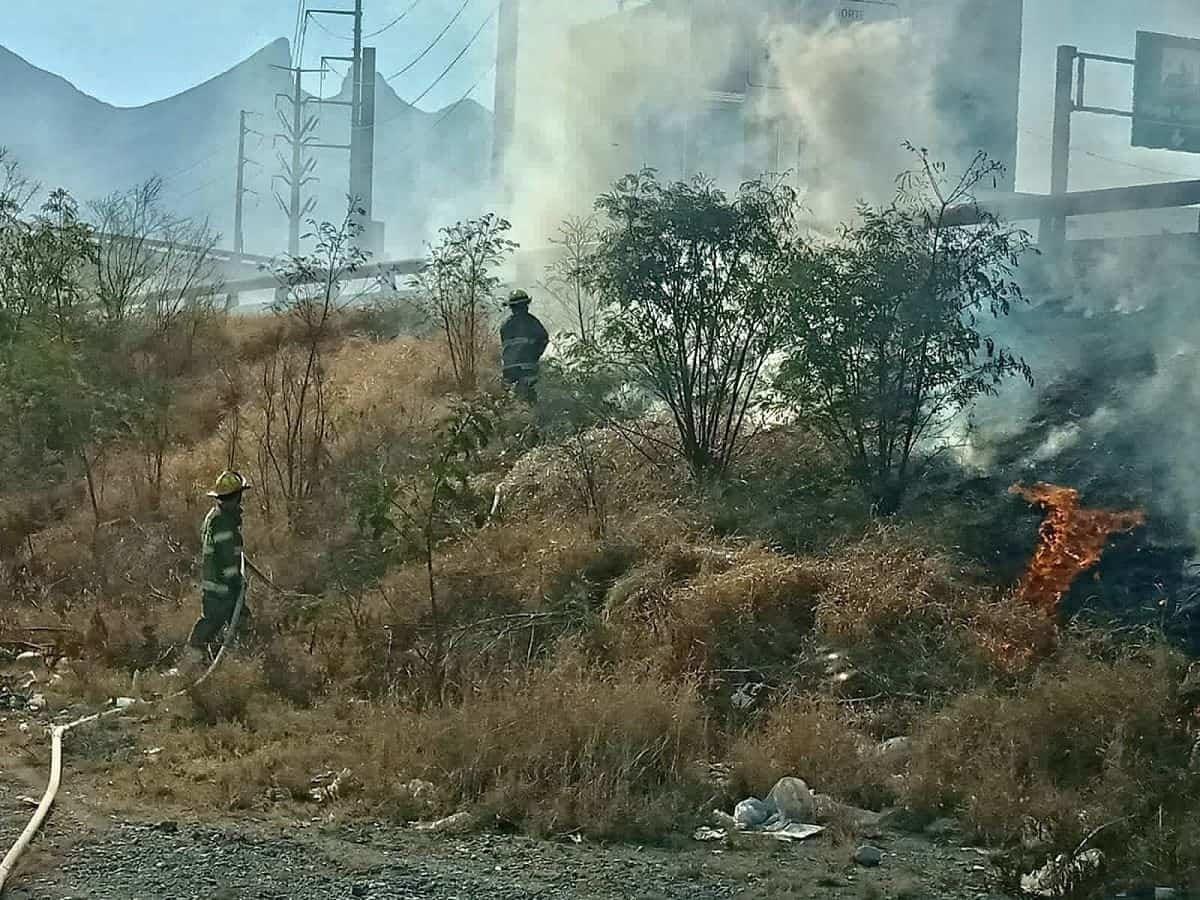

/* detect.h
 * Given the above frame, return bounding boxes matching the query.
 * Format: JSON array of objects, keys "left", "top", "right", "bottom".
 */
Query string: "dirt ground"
[{"left": 0, "top": 772, "right": 1015, "bottom": 900}]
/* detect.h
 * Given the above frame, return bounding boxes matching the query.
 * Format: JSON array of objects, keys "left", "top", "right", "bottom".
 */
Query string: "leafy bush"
[{"left": 774, "top": 148, "right": 1035, "bottom": 513}]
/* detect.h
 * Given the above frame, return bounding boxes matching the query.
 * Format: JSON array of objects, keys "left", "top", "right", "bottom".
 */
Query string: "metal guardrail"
[{"left": 944, "top": 179, "right": 1200, "bottom": 230}]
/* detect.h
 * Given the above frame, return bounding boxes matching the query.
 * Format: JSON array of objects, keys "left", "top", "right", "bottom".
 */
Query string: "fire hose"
[{"left": 0, "top": 553, "right": 250, "bottom": 896}]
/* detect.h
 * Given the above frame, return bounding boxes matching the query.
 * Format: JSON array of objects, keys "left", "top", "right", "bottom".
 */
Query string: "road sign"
[{"left": 1132, "top": 30, "right": 1200, "bottom": 153}]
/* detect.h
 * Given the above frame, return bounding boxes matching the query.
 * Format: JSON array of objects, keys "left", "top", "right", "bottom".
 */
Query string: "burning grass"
[{"left": 1010, "top": 482, "right": 1146, "bottom": 616}]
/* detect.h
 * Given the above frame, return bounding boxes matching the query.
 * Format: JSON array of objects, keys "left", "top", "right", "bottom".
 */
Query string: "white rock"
[{"left": 767, "top": 777, "right": 816, "bottom": 823}]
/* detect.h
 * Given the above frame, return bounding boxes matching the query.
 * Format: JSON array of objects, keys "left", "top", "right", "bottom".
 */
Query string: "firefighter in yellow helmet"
[{"left": 184, "top": 471, "right": 252, "bottom": 664}]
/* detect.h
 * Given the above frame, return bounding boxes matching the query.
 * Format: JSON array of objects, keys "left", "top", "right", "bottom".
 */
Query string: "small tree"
[
  {"left": 775, "top": 148, "right": 1035, "bottom": 513},
  {"left": 591, "top": 169, "right": 797, "bottom": 478},
  {"left": 538, "top": 215, "right": 601, "bottom": 343},
  {"left": 350, "top": 398, "right": 496, "bottom": 704},
  {"left": 253, "top": 204, "right": 366, "bottom": 524},
  {"left": 411, "top": 213, "right": 517, "bottom": 392}
]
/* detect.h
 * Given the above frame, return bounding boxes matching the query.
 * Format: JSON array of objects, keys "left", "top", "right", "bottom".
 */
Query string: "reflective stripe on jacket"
[{"left": 201, "top": 503, "right": 244, "bottom": 599}]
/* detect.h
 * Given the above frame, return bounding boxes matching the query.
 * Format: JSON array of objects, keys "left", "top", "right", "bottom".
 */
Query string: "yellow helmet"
[{"left": 206, "top": 470, "right": 251, "bottom": 498}]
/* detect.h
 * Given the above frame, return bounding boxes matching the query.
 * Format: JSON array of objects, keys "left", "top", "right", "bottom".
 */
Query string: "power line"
[
  {"left": 373, "top": 61, "right": 495, "bottom": 177},
  {"left": 1021, "top": 128, "right": 1200, "bottom": 180},
  {"left": 365, "top": 0, "right": 424, "bottom": 38},
  {"left": 308, "top": 14, "right": 353, "bottom": 40},
  {"left": 162, "top": 143, "right": 228, "bottom": 181},
  {"left": 408, "top": 6, "right": 496, "bottom": 107},
  {"left": 169, "top": 172, "right": 226, "bottom": 200},
  {"left": 432, "top": 61, "right": 495, "bottom": 128},
  {"left": 385, "top": 0, "right": 472, "bottom": 81}
]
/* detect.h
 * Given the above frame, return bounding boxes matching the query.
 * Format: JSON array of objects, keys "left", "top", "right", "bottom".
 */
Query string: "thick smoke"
[
  {"left": 501, "top": 1, "right": 994, "bottom": 244},
  {"left": 768, "top": 15, "right": 959, "bottom": 225}
]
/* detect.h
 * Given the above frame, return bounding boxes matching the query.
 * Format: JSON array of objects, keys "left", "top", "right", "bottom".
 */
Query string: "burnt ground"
[{"left": 0, "top": 774, "right": 1015, "bottom": 900}]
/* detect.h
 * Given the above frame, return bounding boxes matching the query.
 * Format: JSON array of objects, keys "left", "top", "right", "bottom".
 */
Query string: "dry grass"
[
  {"left": 82, "top": 654, "right": 712, "bottom": 839},
  {"left": 729, "top": 695, "right": 893, "bottom": 811},
  {"left": 904, "top": 645, "right": 1200, "bottom": 887},
  {"left": 812, "top": 524, "right": 1057, "bottom": 700},
  {"left": 363, "top": 659, "right": 711, "bottom": 839},
  {"left": 4, "top": 317, "right": 1199, "bottom": 889}
]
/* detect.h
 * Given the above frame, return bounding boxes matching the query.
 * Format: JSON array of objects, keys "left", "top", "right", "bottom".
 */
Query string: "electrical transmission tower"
[{"left": 271, "top": 65, "right": 323, "bottom": 256}]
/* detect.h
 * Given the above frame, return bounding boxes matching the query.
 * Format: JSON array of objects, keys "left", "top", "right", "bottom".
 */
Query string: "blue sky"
[{"left": 5, "top": 0, "right": 1200, "bottom": 192}]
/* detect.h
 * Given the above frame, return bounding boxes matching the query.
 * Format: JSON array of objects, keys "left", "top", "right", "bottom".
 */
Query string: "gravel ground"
[
  {"left": 2, "top": 813, "right": 1024, "bottom": 900},
  {"left": 9, "top": 821, "right": 741, "bottom": 900}
]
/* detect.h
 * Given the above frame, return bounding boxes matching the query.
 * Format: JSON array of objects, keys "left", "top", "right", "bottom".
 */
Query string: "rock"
[
  {"left": 853, "top": 845, "right": 884, "bottom": 867},
  {"left": 114, "top": 697, "right": 137, "bottom": 709},
  {"left": 877, "top": 736, "right": 913, "bottom": 768},
  {"left": 766, "top": 777, "right": 815, "bottom": 822},
  {"left": 733, "top": 798, "right": 773, "bottom": 829},
  {"left": 811, "top": 793, "right": 881, "bottom": 828},
  {"left": 878, "top": 806, "right": 932, "bottom": 833},
  {"left": 352, "top": 883, "right": 368, "bottom": 897},
  {"left": 415, "top": 811, "right": 475, "bottom": 834},
  {"left": 711, "top": 809, "right": 738, "bottom": 829},
  {"left": 923, "top": 817, "right": 961, "bottom": 839}
]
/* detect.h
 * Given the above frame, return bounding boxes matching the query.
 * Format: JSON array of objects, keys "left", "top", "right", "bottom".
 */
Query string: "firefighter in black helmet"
[{"left": 500, "top": 289, "right": 549, "bottom": 402}]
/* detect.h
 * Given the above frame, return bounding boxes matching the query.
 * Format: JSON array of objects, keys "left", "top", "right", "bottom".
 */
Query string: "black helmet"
[{"left": 506, "top": 289, "right": 532, "bottom": 308}]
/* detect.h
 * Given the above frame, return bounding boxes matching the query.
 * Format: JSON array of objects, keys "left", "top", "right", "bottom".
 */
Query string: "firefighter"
[
  {"left": 184, "top": 470, "right": 252, "bottom": 665},
  {"left": 500, "top": 289, "right": 550, "bottom": 402}
]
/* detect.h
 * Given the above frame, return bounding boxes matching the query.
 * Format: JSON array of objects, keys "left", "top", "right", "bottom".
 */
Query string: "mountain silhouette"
[{"left": 0, "top": 38, "right": 492, "bottom": 257}]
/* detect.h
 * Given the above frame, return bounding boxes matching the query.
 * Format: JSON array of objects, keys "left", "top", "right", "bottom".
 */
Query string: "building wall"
[{"left": 564, "top": 0, "right": 1022, "bottom": 204}]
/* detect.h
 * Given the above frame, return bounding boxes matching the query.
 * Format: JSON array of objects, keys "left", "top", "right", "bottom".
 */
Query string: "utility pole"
[
  {"left": 310, "top": 2, "right": 381, "bottom": 253},
  {"left": 227, "top": 110, "right": 262, "bottom": 312},
  {"left": 234, "top": 110, "right": 262, "bottom": 256},
  {"left": 272, "top": 65, "right": 322, "bottom": 256}
]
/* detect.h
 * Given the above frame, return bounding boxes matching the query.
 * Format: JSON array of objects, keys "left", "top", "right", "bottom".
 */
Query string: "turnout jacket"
[
  {"left": 200, "top": 502, "right": 244, "bottom": 600},
  {"left": 500, "top": 310, "right": 550, "bottom": 383}
]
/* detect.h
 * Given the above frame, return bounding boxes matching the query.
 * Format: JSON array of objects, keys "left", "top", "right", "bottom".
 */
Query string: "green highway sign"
[{"left": 1133, "top": 30, "right": 1200, "bottom": 153}]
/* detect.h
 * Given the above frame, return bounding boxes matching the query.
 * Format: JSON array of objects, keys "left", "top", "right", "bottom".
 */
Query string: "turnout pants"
[{"left": 188, "top": 588, "right": 252, "bottom": 650}]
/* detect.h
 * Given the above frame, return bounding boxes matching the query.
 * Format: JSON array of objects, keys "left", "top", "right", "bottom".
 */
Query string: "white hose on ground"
[{"left": 0, "top": 554, "right": 249, "bottom": 896}]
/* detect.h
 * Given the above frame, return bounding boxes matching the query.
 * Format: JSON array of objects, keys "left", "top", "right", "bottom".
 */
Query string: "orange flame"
[{"left": 1010, "top": 483, "right": 1145, "bottom": 616}]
